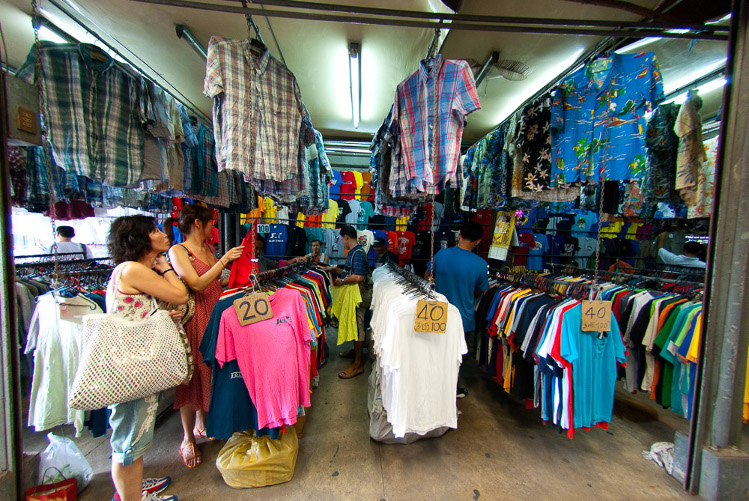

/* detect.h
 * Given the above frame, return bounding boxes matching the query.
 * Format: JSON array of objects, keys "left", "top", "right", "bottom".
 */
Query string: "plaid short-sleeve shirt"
[
  {"left": 392, "top": 56, "right": 480, "bottom": 193},
  {"left": 205, "top": 37, "right": 308, "bottom": 183}
]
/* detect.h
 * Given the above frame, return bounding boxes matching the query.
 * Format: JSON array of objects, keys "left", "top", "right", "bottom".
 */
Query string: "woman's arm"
[
  {"left": 169, "top": 245, "right": 243, "bottom": 292},
  {"left": 119, "top": 261, "right": 189, "bottom": 305}
]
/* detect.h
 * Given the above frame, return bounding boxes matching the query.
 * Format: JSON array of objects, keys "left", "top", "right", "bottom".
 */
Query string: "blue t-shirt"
[
  {"left": 560, "top": 304, "right": 626, "bottom": 429},
  {"left": 527, "top": 233, "right": 549, "bottom": 271},
  {"left": 199, "top": 296, "right": 281, "bottom": 440},
  {"left": 570, "top": 211, "right": 599, "bottom": 238},
  {"left": 304, "top": 227, "right": 324, "bottom": 255},
  {"left": 330, "top": 170, "right": 343, "bottom": 200},
  {"left": 265, "top": 224, "right": 288, "bottom": 260},
  {"left": 357, "top": 201, "right": 374, "bottom": 230},
  {"left": 429, "top": 247, "right": 489, "bottom": 332},
  {"left": 367, "top": 230, "right": 388, "bottom": 266}
]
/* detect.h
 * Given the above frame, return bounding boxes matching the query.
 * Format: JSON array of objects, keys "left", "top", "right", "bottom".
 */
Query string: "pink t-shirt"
[{"left": 216, "top": 288, "right": 312, "bottom": 429}]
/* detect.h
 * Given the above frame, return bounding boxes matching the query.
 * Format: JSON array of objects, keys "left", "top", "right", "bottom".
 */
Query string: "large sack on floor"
[
  {"left": 368, "top": 366, "right": 448, "bottom": 444},
  {"left": 216, "top": 428, "right": 298, "bottom": 488}
]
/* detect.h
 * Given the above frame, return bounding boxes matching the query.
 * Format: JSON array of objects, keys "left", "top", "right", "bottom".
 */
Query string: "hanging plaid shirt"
[
  {"left": 17, "top": 42, "right": 145, "bottom": 187},
  {"left": 391, "top": 56, "right": 480, "bottom": 193},
  {"left": 205, "top": 37, "right": 310, "bottom": 183}
]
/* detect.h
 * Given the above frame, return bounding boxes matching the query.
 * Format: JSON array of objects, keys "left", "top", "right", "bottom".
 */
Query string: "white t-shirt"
[
  {"left": 370, "top": 268, "right": 467, "bottom": 437},
  {"left": 657, "top": 248, "right": 706, "bottom": 269},
  {"left": 48, "top": 241, "right": 93, "bottom": 259},
  {"left": 345, "top": 200, "right": 361, "bottom": 226},
  {"left": 356, "top": 229, "right": 375, "bottom": 254}
]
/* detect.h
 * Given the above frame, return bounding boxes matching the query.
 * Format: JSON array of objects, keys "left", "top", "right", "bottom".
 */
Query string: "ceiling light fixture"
[
  {"left": 663, "top": 58, "right": 727, "bottom": 94},
  {"left": 349, "top": 42, "right": 361, "bottom": 129},
  {"left": 662, "top": 76, "right": 728, "bottom": 105}
]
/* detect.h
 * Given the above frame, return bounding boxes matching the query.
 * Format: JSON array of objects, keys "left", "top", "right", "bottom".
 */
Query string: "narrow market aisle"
[{"left": 74, "top": 340, "right": 689, "bottom": 501}]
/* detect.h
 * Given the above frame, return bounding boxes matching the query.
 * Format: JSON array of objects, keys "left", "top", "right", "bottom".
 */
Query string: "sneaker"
[
  {"left": 113, "top": 477, "right": 171, "bottom": 501},
  {"left": 456, "top": 387, "right": 468, "bottom": 399},
  {"left": 141, "top": 492, "right": 177, "bottom": 501}
]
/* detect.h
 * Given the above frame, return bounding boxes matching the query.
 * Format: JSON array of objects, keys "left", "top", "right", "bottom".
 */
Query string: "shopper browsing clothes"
[
  {"left": 325, "top": 225, "right": 373, "bottom": 379},
  {"left": 47, "top": 225, "right": 94, "bottom": 259},
  {"left": 107, "top": 216, "right": 189, "bottom": 501},
  {"left": 168, "top": 205, "right": 244, "bottom": 468},
  {"left": 426, "top": 222, "right": 490, "bottom": 399}
]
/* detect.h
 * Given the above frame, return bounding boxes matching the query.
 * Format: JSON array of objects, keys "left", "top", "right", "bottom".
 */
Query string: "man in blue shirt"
[
  {"left": 325, "top": 225, "right": 372, "bottom": 380},
  {"left": 427, "top": 222, "right": 490, "bottom": 398}
]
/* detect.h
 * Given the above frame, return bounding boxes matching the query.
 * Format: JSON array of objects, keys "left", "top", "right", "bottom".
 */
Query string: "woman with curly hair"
[
  {"left": 107, "top": 215, "right": 188, "bottom": 501},
  {"left": 168, "top": 205, "right": 244, "bottom": 467}
]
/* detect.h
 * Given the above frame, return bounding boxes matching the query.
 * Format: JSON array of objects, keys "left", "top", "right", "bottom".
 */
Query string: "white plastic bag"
[{"left": 38, "top": 433, "right": 93, "bottom": 492}]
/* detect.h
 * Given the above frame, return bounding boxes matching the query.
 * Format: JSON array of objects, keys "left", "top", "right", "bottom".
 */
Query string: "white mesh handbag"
[{"left": 68, "top": 267, "right": 189, "bottom": 411}]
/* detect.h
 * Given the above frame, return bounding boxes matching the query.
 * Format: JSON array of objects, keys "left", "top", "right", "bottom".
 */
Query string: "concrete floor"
[{"left": 23, "top": 338, "right": 692, "bottom": 501}]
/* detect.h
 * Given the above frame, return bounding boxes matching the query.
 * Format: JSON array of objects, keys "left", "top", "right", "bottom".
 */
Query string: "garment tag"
[
  {"left": 581, "top": 300, "right": 611, "bottom": 332},
  {"left": 413, "top": 300, "right": 448, "bottom": 333},
  {"left": 233, "top": 293, "right": 273, "bottom": 326}
]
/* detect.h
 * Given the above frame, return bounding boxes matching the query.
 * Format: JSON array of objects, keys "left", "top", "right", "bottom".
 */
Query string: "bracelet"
[
  {"left": 159, "top": 268, "right": 175, "bottom": 276},
  {"left": 219, "top": 258, "right": 226, "bottom": 267}
]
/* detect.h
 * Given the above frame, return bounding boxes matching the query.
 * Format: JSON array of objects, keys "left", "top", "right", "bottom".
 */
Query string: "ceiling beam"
[
  {"left": 224, "top": 0, "right": 728, "bottom": 32},
  {"left": 556, "top": 0, "right": 679, "bottom": 23},
  {"left": 130, "top": 0, "right": 729, "bottom": 40}
]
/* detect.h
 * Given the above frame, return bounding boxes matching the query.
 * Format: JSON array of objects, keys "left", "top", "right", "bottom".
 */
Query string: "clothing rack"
[
  {"left": 385, "top": 260, "right": 433, "bottom": 297},
  {"left": 15, "top": 257, "right": 113, "bottom": 269},
  {"left": 490, "top": 267, "right": 591, "bottom": 297},
  {"left": 250, "top": 259, "right": 312, "bottom": 285},
  {"left": 549, "top": 263, "right": 705, "bottom": 287},
  {"left": 14, "top": 252, "right": 97, "bottom": 262}
]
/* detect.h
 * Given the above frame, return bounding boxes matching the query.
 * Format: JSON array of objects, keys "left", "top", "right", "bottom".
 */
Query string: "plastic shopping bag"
[
  {"left": 38, "top": 433, "right": 93, "bottom": 492},
  {"left": 26, "top": 468, "right": 77, "bottom": 501},
  {"left": 216, "top": 428, "right": 299, "bottom": 488}
]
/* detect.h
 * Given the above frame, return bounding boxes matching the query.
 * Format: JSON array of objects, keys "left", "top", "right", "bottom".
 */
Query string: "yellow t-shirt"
[
  {"left": 396, "top": 216, "right": 409, "bottom": 231},
  {"left": 322, "top": 200, "right": 338, "bottom": 229},
  {"left": 353, "top": 171, "right": 364, "bottom": 200},
  {"left": 331, "top": 283, "right": 362, "bottom": 345},
  {"left": 263, "top": 197, "right": 277, "bottom": 224},
  {"left": 296, "top": 212, "right": 306, "bottom": 228}
]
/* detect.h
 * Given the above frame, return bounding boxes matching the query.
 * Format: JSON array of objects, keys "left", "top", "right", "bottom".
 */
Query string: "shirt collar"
[
  {"left": 78, "top": 44, "right": 114, "bottom": 72},
  {"left": 419, "top": 55, "right": 444, "bottom": 82},
  {"left": 244, "top": 42, "right": 270, "bottom": 75}
]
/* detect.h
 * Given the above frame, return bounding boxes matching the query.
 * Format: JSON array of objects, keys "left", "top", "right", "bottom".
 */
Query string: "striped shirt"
[
  {"left": 205, "top": 37, "right": 309, "bottom": 183},
  {"left": 392, "top": 56, "right": 480, "bottom": 193},
  {"left": 18, "top": 43, "right": 144, "bottom": 187}
]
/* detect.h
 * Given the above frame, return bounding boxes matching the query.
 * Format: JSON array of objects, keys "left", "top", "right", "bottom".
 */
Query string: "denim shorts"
[{"left": 109, "top": 394, "right": 159, "bottom": 466}]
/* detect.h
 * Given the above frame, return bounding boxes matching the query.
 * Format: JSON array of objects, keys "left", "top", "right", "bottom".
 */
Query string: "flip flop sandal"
[
  {"left": 193, "top": 426, "right": 215, "bottom": 440},
  {"left": 179, "top": 442, "right": 202, "bottom": 468},
  {"left": 338, "top": 367, "right": 365, "bottom": 379}
]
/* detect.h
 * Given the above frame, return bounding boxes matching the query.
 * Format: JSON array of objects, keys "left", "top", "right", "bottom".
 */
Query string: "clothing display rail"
[{"left": 549, "top": 263, "right": 706, "bottom": 286}]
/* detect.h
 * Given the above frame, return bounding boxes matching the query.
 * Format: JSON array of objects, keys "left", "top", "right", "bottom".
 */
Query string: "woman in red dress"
[{"left": 168, "top": 205, "right": 244, "bottom": 467}]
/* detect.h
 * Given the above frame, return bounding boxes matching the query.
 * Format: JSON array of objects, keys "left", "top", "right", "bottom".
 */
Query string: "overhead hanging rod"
[
  {"left": 128, "top": 0, "right": 729, "bottom": 40},
  {"left": 222, "top": 0, "right": 728, "bottom": 32}
]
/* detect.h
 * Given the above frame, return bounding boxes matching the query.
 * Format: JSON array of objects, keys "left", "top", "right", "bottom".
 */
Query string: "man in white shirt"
[
  {"left": 657, "top": 241, "right": 706, "bottom": 269},
  {"left": 47, "top": 226, "right": 93, "bottom": 259}
]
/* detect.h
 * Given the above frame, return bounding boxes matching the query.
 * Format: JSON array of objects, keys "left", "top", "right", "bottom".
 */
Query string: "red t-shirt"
[
  {"left": 395, "top": 231, "right": 416, "bottom": 266},
  {"left": 386, "top": 231, "right": 399, "bottom": 255},
  {"left": 340, "top": 171, "right": 357, "bottom": 200},
  {"left": 513, "top": 231, "right": 535, "bottom": 267},
  {"left": 471, "top": 209, "right": 493, "bottom": 257},
  {"left": 228, "top": 223, "right": 258, "bottom": 288}
]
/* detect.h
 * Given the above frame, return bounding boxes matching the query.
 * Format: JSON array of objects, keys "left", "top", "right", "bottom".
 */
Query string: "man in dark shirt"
[
  {"left": 325, "top": 225, "right": 372, "bottom": 380},
  {"left": 372, "top": 237, "right": 398, "bottom": 268}
]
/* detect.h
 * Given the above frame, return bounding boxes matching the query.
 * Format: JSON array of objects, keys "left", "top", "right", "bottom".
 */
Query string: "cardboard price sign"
[
  {"left": 257, "top": 224, "right": 271, "bottom": 234},
  {"left": 234, "top": 294, "right": 273, "bottom": 326},
  {"left": 414, "top": 300, "right": 448, "bottom": 333},
  {"left": 581, "top": 300, "right": 612, "bottom": 332}
]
